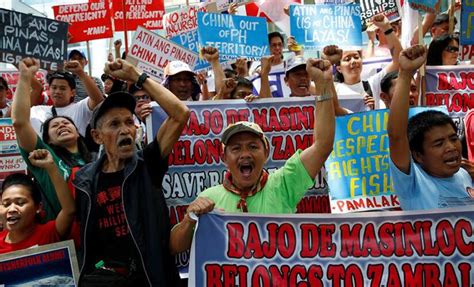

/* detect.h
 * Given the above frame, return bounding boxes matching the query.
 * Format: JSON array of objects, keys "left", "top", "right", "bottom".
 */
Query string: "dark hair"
[
  {"left": 224, "top": 68, "right": 237, "bottom": 79},
  {"left": 433, "top": 13, "right": 457, "bottom": 26},
  {"left": 380, "top": 71, "right": 399, "bottom": 94},
  {"left": 334, "top": 50, "right": 363, "bottom": 83},
  {"left": 0, "top": 76, "right": 8, "bottom": 90},
  {"left": 41, "top": 116, "right": 92, "bottom": 167},
  {"left": 268, "top": 32, "right": 284, "bottom": 44},
  {"left": 47, "top": 71, "right": 76, "bottom": 90},
  {"left": 408, "top": 110, "right": 457, "bottom": 154},
  {"left": 427, "top": 34, "right": 459, "bottom": 66},
  {"left": 1, "top": 173, "right": 42, "bottom": 205},
  {"left": 231, "top": 77, "right": 254, "bottom": 99}
]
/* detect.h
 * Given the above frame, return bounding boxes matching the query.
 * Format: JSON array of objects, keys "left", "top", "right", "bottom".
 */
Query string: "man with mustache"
[{"left": 73, "top": 59, "right": 190, "bottom": 285}]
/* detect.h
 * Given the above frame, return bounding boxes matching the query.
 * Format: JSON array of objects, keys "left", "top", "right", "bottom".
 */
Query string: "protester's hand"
[
  {"left": 218, "top": 78, "right": 237, "bottom": 98},
  {"left": 196, "top": 71, "right": 208, "bottom": 86},
  {"left": 184, "top": 197, "right": 215, "bottom": 222},
  {"left": 461, "top": 159, "right": 474, "bottom": 180},
  {"left": 260, "top": 55, "right": 274, "bottom": 76},
  {"left": 137, "top": 102, "right": 152, "bottom": 121},
  {"left": 104, "top": 58, "right": 140, "bottom": 82},
  {"left": 371, "top": 13, "right": 391, "bottom": 32},
  {"left": 244, "top": 94, "right": 259, "bottom": 102},
  {"left": 114, "top": 39, "right": 122, "bottom": 50},
  {"left": 367, "top": 28, "right": 376, "bottom": 43},
  {"left": 18, "top": 58, "right": 40, "bottom": 79},
  {"left": 29, "top": 149, "right": 55, "bottom": 170},
  {"left": 227, "top": 2, "right": 237, "bottom": 14},
  {"left": 306, "top": 59, "right": 332, "bottom": 84},
  {"left": 283, "top": 4, "right": 290, "bottom": 16},
  {"left": 322, "top": 45, "right": 342, "bottom": 65},
  {"left": 65, "top": 60, "right": 85, "bottom": 76},
  {"left": 399, "top": 45, "right": 427, "bottom": 72},
  {"left": 107, "top": 53, "right": 114, "bottom": 62},
  {"left": 201, "top": 46, "right": 219, "bottom": 63},
  {"left": 235, "top": 58, "right": 249, "bottom": 77},
  {"left": 364, "top": 95, "right": 375, "bottom": 110}
]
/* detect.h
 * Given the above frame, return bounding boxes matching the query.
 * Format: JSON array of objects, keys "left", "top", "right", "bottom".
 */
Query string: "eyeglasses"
[
  {"left": 134, "top": 94, "right": 150, "bottom": 101},
  {"left": 445, "top": 46, "right": 459, "bottom": 53}
]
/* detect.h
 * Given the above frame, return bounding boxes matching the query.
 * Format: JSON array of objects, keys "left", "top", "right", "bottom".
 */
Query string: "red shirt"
[{"left": 0, "top": 221, "right": 60, "bottom": 254}]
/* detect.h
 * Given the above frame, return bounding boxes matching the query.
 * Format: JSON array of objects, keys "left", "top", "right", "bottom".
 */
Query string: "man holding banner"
[
  {"left": 169, "top": 58, "right": 336, "bottom": 253},
  {"left": 388, "top": 45, "right": 474, "bottom": 210}
]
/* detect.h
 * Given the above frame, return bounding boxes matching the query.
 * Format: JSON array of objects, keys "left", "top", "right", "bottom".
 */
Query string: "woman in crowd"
[
  {"left": 0, "top": 149, "right": 75, "bottom": 254},
  {"left": 12, "top": 58, "right": 92, "bottom": 221},
  {"left": 325, "top": 14, "right": 402, "bottom": 111},
  {"left": 427, "top": 33, "right": 460, "bottom": 66}
]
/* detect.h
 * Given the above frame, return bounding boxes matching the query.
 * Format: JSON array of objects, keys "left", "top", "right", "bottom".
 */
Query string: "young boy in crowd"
[{"left": 388, "top": 45, "right": 474, "bottom": 210}]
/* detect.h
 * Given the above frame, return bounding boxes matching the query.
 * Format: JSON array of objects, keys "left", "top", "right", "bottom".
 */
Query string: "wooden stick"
[{"left": 86, "top": 41, "right": 92, "bottom": 75}]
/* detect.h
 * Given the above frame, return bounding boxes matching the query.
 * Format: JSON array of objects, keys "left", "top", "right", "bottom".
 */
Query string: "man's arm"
[
  {"left": 65, "top": 60, "right": 104, "bottom": 109},
  {"left": 300, "top": 59, "right": 335, "bottom": 178},
  {"left": 373, "top": 14, "right": 402, "bottom": 73},
  {"left": 388, "top": 45, "right": 427, "bottom": 174},
  {"left": 104, "top": 59, "right": 190, "bottom": 157},
  {"left": 169, "top": 197, "right": 215, "bottom": 254},
  {"left": 11, "top": 58, "right": 40, "bottom": 152},
  {"left": 258, "top": 55, "right": 274, "bottom": 98},
  {"left": 202, "top": 47, "right": 225, "bottom": 95}
]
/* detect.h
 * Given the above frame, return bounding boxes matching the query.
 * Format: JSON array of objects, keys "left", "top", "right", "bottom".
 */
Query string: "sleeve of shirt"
[
  {"left": 39, "top": 220, "right": 61, "bottom": 243},
  {"left": 143, "top": 137, "right": 169, "bottom": 187},
  {"left": 269, "top": 150, "right": 315, "bottom": 208},
  {"left": 389, "top": 156, "right": 416, "bottom": 199}
]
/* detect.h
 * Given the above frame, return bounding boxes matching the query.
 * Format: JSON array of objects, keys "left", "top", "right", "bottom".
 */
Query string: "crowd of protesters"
[{"left": 0, "top": 3, "right": 473, "bottom": 286}]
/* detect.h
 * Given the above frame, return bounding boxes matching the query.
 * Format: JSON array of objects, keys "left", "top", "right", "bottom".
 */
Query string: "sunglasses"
[
  {"left": 445, "top": 46, "right": 459, "bottom": 53},
  {"left": 134, "top": 94, "right": 150, "bottom": 101}
]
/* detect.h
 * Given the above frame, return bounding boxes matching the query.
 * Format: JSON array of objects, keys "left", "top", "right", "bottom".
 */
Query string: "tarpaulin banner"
[
  {"left": 461, "top": 0, "right": 474, "bottom": 45},
  {"left": 189, "top": 207, "right": 474, "bottom": 286},
  {"left": 0, "top": 8, "right": 68, "bottom": 70},
  {"left": 425, "top": 65, "right": 474, "bottom": 136},
  {"left": 197, "top": 12, "right": 270, "bottom": 60},
  {"left": 0, "top": 69, "right": 48, "bottom": 101},
  {"left": 112, "top": 0, "right": 164, "bottom": 31},
  {"left": 52, "top": 0, "right": 113, "bottom": 43},
  {"left": 0, "top": 240, "right": 79, "bottom": 286},
  {"left": 163, "top": 4, "right": 207, "bottom": 39},
  {"left": 290, "top": 4, "right": 363, "bottom": 50},
  {"left": 170, "top": 29, "right": 212, "bottom": 72},
  {"left": 127, "top": 26, "right": 198, "bottom": 81},
  {"left": 147, "top": 97, "right": 331, "bottom": 274}
]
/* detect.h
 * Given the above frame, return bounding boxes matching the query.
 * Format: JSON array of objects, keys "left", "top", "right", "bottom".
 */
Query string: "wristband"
[
  {"left": 135, "top": 72, "right": 149, "bottom": 89},
  {"left": 384, "top": 28, "right": 394, "bottom": 35},
  {"left": 316, "top": 94, "right": 333, "bottom": 102}
]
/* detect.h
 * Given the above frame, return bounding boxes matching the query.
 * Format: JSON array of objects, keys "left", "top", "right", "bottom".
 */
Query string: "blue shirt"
[{"left": 390, "top": 157, "right": 474, "bottom": 210}]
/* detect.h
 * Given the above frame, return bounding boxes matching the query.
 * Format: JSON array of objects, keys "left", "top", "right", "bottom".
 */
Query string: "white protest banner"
[
  {"left": 0, "top": 8, "right": 69, "bottom": 70},
  {"left": 257, "top": 0, "right": 301, "bottom": 36},
  {"left": 163, "top": 4, "right": 207, "bottom": 38},
  {"left": 197, "top": 12, "right": 270, "bottom": 60},
  {"left": 127, "top": 26, "right": 198, "bottom": 79},
  {"left": 0, "top": 118, "right": 26, "bottom": 186}
]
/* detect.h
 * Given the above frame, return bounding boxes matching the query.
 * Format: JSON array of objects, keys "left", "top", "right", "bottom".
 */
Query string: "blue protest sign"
[
  {"left": 290, "top": 4, "right": 363, "bottom": 50},
  {"left": 189, "top": 208, "right": 474, "bottom": 286},
  {"left": 461, "top": 0, "right": 474, "bottom": 45},
  {"left": 170, "top": 29, "right": 211, "bottom": 72},
  {"left": 197, "top": 12, "right": 270, "bottom": 60}
]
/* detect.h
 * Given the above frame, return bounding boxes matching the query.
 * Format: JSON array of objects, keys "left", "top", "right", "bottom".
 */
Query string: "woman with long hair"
[
  {"left": 427, "top": 33, "right": 460, "bottom": 66},
  {"left": 12, "top": 58, "right": 92, "bottom": 221}
]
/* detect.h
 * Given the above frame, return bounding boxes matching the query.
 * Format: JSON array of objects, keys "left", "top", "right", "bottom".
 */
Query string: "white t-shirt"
[
  {"left": 30, "top": 98, "right": 92, "bottom": 137},
  {"left": 335, "top": 67, "right": 388, "bottom": 110}
]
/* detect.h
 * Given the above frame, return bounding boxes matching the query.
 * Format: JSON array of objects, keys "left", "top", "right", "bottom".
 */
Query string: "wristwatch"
[
  {"left": 384, "top": 28, "right": 394, "bottom": 35},
  {"left": 135, "top": 72, "right": 149, "bottom": 89},
  {"left": 316, "top": 94, "right": 333, "bottom": 102}
]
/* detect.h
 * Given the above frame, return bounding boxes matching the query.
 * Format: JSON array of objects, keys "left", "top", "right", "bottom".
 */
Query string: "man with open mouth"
[
  {"left": 170, "top": 58, "right": 337, "bottom": 253},
  {"left": 73, "top": 59, "right": 190, "bottom": 286}
]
